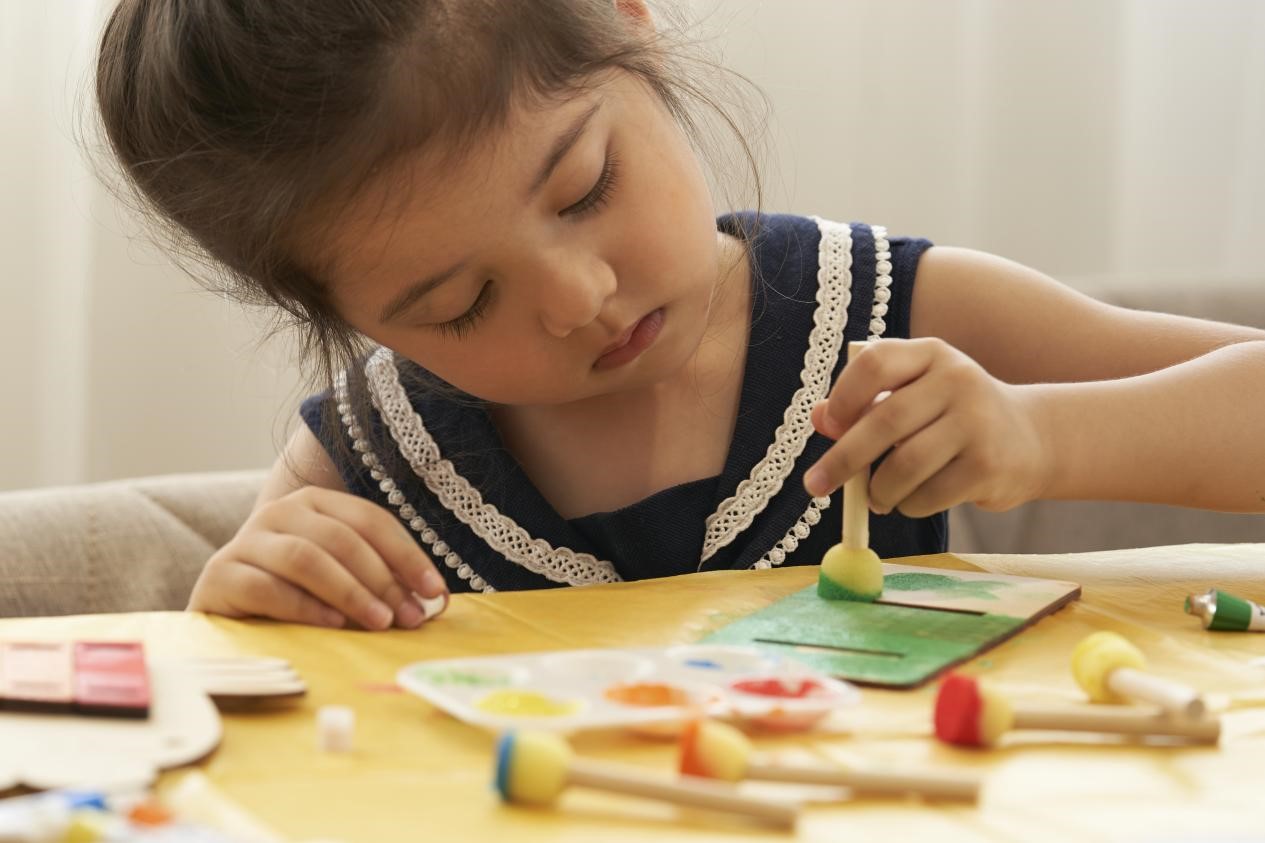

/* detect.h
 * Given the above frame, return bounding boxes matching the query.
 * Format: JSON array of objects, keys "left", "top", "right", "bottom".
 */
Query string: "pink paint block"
[
  {"left": 0, "top": 641, "right": 75, "bottom": 712},
  {"left": 73, "top": 641, "right": 151, "bottom": 718}
]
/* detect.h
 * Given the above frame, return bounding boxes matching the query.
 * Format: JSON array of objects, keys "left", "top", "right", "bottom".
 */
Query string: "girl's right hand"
[{"left": 188, "top": 486, "right": 449, "bottom": 630}]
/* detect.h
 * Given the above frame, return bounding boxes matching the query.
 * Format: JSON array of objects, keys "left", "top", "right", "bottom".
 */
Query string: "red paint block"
[{"left": 73, "top": 641, "right": 151, "bottom": 719}]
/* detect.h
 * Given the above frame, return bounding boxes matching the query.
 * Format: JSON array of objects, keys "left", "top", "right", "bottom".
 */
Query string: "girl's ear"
[{"left": 614, "top": 0, "right": 654, "bottom": 30}]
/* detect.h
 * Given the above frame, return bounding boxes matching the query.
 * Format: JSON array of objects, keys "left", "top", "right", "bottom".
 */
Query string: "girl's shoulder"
[{"left": 721, "top": 211, "right": 933, "bottom": 344}]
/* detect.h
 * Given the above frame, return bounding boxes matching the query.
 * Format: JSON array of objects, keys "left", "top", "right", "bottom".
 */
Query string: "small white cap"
[
  {"left": 316, "top": 705, "right": 355, "bottom": 753},
  {"left": 416, "top": 592, "right": 448, "bottom": 620}
]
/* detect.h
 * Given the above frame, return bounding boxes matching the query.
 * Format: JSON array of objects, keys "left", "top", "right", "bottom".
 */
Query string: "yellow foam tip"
[
  {"left": 976, "top": 681, "right": 1015, "bottom": 746},
  {"left": 1071, "top": 631, "right": 1146, "bottom": 703},
  {"left": 692, "top": 720, "right": 750, "bottom": 781},
  {"left": 501, "top": 730, "right": 571, "bottom": 805},
  {"left": 818, "top": 544, "right": 883, "bottom": 601}
]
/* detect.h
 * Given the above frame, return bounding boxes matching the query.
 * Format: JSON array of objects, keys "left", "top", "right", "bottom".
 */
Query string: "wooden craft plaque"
[{"left": 702, "top": 563, "right": 1081, "bottom": 688}]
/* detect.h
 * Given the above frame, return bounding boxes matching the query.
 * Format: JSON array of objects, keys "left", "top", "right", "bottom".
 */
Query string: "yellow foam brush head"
[
  {"left": 496, "top": 730, "right": 572, "bottom": 806},
  {"left": 1071, "top": 631, "right": 1146, "bottom": 703},
  {"left": 975, "top": 680, "right": 1015, "bottom": 746},
  {"left": 818, "top": 544, "right": 883, "bottom": 602}
]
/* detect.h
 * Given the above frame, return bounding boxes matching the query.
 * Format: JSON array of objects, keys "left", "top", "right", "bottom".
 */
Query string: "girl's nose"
[{"left": 537, "top": 253, "right": 617, "bottom": 339}]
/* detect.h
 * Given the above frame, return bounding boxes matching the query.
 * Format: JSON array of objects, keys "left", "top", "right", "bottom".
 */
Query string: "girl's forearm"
[{"left": 1027, "top": 340, "right": 1265, "bottom": 512}]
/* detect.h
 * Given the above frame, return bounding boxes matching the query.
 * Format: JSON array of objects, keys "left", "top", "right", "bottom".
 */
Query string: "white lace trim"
[
  {"left": 749, "top": 495, "right": 833, "bottom": 570},
  {"left": 699, "top": 217, "right": 854, "bottom": 562},
  {"left": 364, "top": 349, "right": 623, "bottom": 587},
  {"left": 755, "top": 224, "right": 895, "bottom": 571},
  {"left": 339, "top": 219, "right": 898, "bottom": 585},
  {"left": 869, "top": 226, "right": 893, "bottom": 340},
  {"left": 334, "top": 370, "right": 495, "bottom": 593}
]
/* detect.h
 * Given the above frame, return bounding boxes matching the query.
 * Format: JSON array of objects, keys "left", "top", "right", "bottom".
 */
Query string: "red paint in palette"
[{"left": 729, "top": 678, "right": 825, "bottom": 699}]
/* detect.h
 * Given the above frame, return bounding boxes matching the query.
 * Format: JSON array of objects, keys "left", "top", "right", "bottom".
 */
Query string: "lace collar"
[{"left": 339, "top": 216, "right": 891, "bottom": 591}]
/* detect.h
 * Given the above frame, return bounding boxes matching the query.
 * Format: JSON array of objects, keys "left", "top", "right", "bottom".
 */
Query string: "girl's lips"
[{"left": 595, "top": 308, "right": 665, "bottom": 370}]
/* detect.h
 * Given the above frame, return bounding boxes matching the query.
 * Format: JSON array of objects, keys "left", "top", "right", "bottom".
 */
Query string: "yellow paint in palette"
[{"left": 475, "top": 689, "right": 583, "bottom": 717}]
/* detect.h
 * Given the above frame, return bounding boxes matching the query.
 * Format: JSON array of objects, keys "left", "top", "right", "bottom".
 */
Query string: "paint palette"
[
  {"left": 703, "top": 563, "right": 1081, "bottom": 689},
  {"left": 397, "top": 645, "right": 861, "bottom": 735}
]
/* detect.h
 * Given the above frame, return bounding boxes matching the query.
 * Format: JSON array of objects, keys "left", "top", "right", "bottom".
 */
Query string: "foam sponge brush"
[
  {"left": 679, "top": 719, "right": 750, "bottom": 782},
  {"left": 817, "top": 545, "right": 884, "bottom": 602},
  {"left": 934, "top": 673, "right": 1014, "bottom": 748},
  {"left": 816, "top": 341, "right": 884, "bottom": 602},
  {"left": 680, "top": 718, "right": 981, "bottom": 800},
  {"left": 933, "top": 672, "right": 1220, "bottom": 748},
  {"left": 1071, "top": 631, "right": 1146, "bottom": 704},
  {"left": 495, "top": 729, "right": 571, "bottom": 806},
  {"left": 1070, "top": 631, "right": 1205, "bottom": 718},
  {"left": 494, "top": 730, "right": 798, "bottom": 826}
]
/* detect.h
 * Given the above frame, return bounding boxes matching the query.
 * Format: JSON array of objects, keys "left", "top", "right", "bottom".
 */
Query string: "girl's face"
[{"left": 320, "top": 71, "right": 739, "bottom": 407}]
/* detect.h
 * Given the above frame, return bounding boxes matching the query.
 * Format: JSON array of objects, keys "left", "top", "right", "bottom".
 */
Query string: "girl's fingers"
[
  {"left": 887, "top": 456, "right": 978, "bottom": 519},
  {"left": 306, "top": 489, "right": 449, "bottom": 600},
  {"left": 822, "top": 339, "right": 938, "bottom": 432},
  {"left": 811, "top": 400, "right": 844, "bottom": 439},
  {"left": 215, "top": 564, "right": 346, "bottom": 629},
  {"left": 867, "top": 416, "right": 963, "bottom": 515},
  {"left": 242, "top": 531, "right": 397, "bottom": 631},
  {"left": 806, "top": 375, "right": 948, "bottom": 497},
  {"left": 264, "top": 503, "right": 420, "bottom": 627}
]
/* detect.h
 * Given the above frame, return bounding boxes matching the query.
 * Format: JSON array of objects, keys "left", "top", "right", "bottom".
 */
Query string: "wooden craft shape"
[
  {"left": 0, "top": 662, "right": 222, "bottom": 791},
  {"left": 703, "top": 563, "right": 1081, "bottom": 688}
]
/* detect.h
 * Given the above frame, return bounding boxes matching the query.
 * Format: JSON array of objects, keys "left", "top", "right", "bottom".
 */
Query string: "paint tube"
[{"left": 1184, "top": 588, "right": 1265, "bottom": 632}]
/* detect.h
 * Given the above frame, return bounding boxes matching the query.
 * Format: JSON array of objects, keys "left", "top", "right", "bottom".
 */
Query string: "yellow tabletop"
[{"left": 3, "top": 545, "right": 1264, "bottom": 842}]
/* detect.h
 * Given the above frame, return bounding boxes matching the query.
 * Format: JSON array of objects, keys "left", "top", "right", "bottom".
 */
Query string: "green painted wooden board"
[{"left": 703, "top": 563, "right": 1081, "bottom": 688}]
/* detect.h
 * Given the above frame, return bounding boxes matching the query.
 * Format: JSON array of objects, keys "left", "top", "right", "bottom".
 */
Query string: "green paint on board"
[
  {"left": 883, "top": 572, "right": 1010, "bottom": 601},
  {"left": 818, "top": 572, "right": 880, "bottom": 602},
  {"left": 702, "top": 585, "right": 1025, "bottom": 687}
]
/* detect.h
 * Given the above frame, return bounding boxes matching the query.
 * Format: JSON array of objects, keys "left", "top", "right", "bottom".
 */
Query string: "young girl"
[{"left": 95, "top": 0, "right": 1265, "bottom": 632}]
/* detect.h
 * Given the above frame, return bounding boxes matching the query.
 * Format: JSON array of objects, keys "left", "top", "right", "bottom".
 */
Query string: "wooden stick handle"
[
  {"left": 1013, "top": 704, "right": 1220, "bottom": 742},
  {"left": 568, "top": 761, "right": 798, "bottom": 828},
  {"left": 746, "top": 760, "right": 980, "bottom": 801},
  {"left": 841, "top": 341, "right": 869, "bottom": 550},
  {"left": 1108, "top": 668, "right": 1207, "bottom": 719}
]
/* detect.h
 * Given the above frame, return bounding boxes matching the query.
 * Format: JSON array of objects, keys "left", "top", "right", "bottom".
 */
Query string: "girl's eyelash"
[
  {"left": 562, "top": 151, "right": 619, "bottom": 217},
  {"left": 427, "top": 152, "right": 616, "bottom": 340},
  {"left": 432, "top": 280, "right": 494, "bottom": 340}
]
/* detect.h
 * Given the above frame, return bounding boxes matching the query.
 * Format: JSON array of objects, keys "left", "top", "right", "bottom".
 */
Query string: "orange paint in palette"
[
  {"left": 0, "top": 640, "right": 150, "bottom": 718},
  {"left": 603, "top": 681, "right": 693, "bottom": 707}
]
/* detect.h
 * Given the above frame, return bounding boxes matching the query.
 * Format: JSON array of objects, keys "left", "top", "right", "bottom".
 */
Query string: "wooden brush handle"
[
  {"left": 746, "top": 760, "right": 980, "bottom": 801},
  {"left": 1108, "top": 668, "right": 1206, "bottom": 719},
  {"left": 841, "top": 341, "right": 870, "bottom": 550},
  {"left": 1013, "top": 704, "right": 1220, "bottom": 742},
  {"left": 567, "top": 761, "right": 798, "bottom": 827}
]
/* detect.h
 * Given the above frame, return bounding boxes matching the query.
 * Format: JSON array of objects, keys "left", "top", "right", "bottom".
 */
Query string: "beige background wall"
[{"left": 3, "top": 0, "right": 1263, "bottom": 492}]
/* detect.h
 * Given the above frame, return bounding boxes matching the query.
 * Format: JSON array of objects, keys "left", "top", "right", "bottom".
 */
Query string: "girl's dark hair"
[{"left": 94, "top": 0, "right": 762, "bottom": 472}]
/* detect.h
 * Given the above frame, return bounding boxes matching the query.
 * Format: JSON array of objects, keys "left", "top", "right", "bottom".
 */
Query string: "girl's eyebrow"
[
  {"left": 378, "top": 260, "right": 467, "bottom": 324},
  {"left": 378, "top": 102, "right": 602, "bottom": 326},
  {"left": 527, "top": 102, "right": 602, "bottom": 197}
]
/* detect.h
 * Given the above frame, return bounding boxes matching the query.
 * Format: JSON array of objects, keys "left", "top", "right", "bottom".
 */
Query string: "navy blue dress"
[{"left": 301, "top": 213, "right": 947, "bottom": 593}]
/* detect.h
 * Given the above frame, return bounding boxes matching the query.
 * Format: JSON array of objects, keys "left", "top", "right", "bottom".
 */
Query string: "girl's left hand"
[{"left": 803, "top": 338, "right": 1052, "bottom": 517}]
